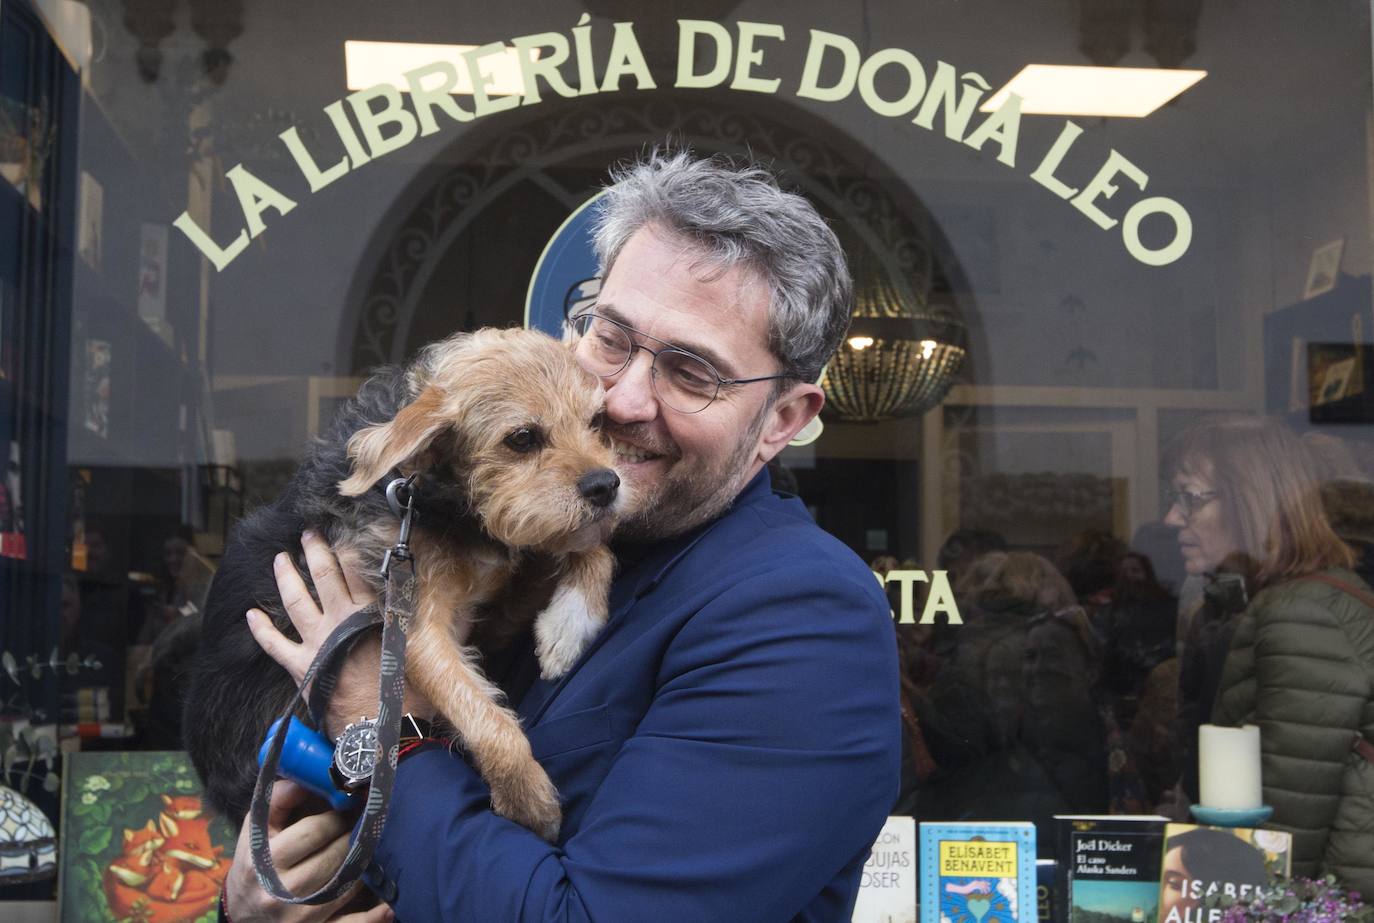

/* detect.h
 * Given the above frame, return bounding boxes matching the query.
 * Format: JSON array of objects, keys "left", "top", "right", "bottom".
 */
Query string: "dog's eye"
[{"left": 504, "top": 427, "right": 543, "bottom": 453}]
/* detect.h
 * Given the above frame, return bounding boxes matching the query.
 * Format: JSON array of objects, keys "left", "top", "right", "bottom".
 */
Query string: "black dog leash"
[{"left": 247, "top": 474, "right": 418, "bottom": 905}]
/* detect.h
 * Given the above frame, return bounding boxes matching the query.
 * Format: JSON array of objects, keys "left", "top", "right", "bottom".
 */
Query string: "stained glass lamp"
[{"left": 0, "top": 785, "right": 56, "bottom": 883}]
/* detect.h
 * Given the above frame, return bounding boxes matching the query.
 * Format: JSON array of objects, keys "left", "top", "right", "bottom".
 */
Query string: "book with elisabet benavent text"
[
  {"left": 1156, "top": 823, "right": 1292, "bottom": 923},
  {"left": 1053, "top": 815, "right": 1168, "bottom": 923},
  {"left": 919, "top": 821, "right": 1037, "bottom": 923}
]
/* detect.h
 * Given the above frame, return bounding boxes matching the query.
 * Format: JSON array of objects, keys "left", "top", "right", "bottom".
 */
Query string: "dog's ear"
[{"left": 339, "top": 386, "right": 447, "bottom": 496}]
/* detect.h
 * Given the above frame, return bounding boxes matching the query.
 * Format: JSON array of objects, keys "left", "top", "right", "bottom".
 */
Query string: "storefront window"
[{"left": 3, "top": 0, "right": 1373, "bottom": 912}]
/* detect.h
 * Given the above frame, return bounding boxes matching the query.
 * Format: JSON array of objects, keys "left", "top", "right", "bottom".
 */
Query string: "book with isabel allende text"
[{"left": 1156, "top": 823, "right": 1291, "bottom": 923}]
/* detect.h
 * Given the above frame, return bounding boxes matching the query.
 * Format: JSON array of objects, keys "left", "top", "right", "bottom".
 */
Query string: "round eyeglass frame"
[{"left": 569, "top": 311, "right": 793, "bottom": 414}]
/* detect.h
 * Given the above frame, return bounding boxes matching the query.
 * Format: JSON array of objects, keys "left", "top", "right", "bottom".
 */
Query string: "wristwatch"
[{"left": 330, "top": 713, "right": 435, "bottom": 792}]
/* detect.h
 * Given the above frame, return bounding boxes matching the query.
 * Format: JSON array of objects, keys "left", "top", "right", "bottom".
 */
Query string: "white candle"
[{"left": 1198, "top": 724, "right": 1263, "bottom": 810}]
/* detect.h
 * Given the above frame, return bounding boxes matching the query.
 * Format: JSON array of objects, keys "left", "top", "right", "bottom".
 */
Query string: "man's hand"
[
  {"left": 222, "top": 780, "right": 393, "bottom": 922},
  {"left": 246, "top": 530, "right": 433, "bottom": 738},
  {"left": 246, "top": 531, "right": 375, "bottom": 688}
]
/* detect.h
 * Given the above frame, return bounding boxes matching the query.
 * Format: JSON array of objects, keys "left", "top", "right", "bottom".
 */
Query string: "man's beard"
[{"left": 610, "top": 406, "right": 769, "bottom": 544}]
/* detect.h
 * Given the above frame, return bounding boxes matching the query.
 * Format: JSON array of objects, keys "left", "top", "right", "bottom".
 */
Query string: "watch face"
[{"left": 334, "top": 721, "right": 378, "bottom": 783}]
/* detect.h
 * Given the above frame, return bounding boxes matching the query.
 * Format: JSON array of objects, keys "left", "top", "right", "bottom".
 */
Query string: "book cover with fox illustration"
[
  {"left": 919, "top": 822, "right": 1037, "bottom": 923},
  {"left": 58, "top": 751, "right": 236, "bottom": 923}
]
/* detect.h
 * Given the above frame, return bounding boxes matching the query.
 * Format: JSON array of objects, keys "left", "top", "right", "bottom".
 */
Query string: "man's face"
[{"left": 584, "top": 225, "right": 784, "bottom": 543}]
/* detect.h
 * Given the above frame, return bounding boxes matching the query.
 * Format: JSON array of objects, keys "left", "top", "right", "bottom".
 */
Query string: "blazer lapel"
[{"left": 517, "top": 522, "right": 721, "bottom": 726}]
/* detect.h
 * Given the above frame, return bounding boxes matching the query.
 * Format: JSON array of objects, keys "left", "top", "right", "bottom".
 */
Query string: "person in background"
[
  {"left": 1098, "top": 551, "right": 1177, "bottom": 729},
  {"left": 870, "top": 554, "right": 899, "bottom": 578},
  {"left": 1304, "top": 429, "right": 1374, "bottom": 587},
  {"left": 1056, "top": 529, "right": 1127, "bottom": 613},
  {"left": 1165, "top": 414, "right": 1374, "bottom": 894},
  {"left": 936, "top": 528, "right": 1007, "bottom": 592},
  {"left": 875, "top": 556, "right": 941, "bottom": 816},
  {"left": 913, "top": 552, "right": 1147, "bottom": 850},
  {"left": 1020, "top": 604, "right": 1148, "bottom": 818}
]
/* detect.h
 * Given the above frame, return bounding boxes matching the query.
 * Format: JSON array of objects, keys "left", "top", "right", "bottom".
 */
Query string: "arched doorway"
[{"left": 340, "top": 90, "right": 979, "bottom": 380}]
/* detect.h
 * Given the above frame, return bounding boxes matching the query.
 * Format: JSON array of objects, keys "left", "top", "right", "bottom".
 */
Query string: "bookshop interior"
[{"left": 2, "top": 0, "right": 1373, "bottom": 920}]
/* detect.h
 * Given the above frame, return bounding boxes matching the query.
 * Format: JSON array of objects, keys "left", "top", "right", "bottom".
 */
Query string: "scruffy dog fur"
[{"left": 184, "top": 328, "right": 626, "bottom": 842}]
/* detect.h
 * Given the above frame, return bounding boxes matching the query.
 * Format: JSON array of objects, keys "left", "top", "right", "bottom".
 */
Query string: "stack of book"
[{"left": 889, "top": 817, "right": 1291, "bottom": 923}]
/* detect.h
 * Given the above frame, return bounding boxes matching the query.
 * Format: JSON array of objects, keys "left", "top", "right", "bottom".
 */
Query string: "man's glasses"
[
  {"left": 570, "top": 312, "right": 791, "bottom": 414},
  {"left": 1165, "top": 486, "right": 1218, "bottom": 520}
]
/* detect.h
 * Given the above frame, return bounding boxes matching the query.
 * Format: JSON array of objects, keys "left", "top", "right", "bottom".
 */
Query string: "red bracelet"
[
  {"left": 218, "top": 888, "right": 233, "bottom": 922},
  {"left": 397, "top": 737, "right": 450, "bottom": 762}
]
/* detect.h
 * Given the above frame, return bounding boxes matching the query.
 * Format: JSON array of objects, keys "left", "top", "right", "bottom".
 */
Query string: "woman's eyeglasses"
[{"left": 1165, "top": 486, "right": 1218, "bottom": 520}]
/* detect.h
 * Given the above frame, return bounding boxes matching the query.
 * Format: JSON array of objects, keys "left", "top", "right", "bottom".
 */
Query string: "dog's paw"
[
  {"left": 491, "top": 765, "right": 562, "bottom": 843},
  {"left": 534, "top": 583, "right": 606, "bottom": 680}
]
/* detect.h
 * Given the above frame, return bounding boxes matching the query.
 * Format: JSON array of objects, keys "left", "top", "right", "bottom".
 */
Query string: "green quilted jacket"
[{"left": 1213, "top": 568, "right": 1374, "bottom": 896}]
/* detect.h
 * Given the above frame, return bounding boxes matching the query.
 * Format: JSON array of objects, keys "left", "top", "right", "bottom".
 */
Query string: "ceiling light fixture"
[
  {"left": 982, "top": 64, "right": 1206, "bottom": 118},
  {"left": 344, "top": 40, "right": 533, "bottom": 95},
  {"left": 821, "top": 251, "right": 966, "bottom": 423}
]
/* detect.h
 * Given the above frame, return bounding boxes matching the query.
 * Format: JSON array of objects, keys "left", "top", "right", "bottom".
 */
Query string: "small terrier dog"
[{"left": 184, "top": 328, "right": 627, "bottom": 841}]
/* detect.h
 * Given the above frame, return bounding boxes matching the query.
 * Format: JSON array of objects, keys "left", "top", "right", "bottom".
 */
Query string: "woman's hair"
[
  {"left": 956, "top": 551, "right": 1078, "bottom": 613},
  {"left": 1165, "top": 827, "right": 1269, "bottom": 885},
  {"left": 1165, "top": 415, "right": 1354, "bottom": 583}
]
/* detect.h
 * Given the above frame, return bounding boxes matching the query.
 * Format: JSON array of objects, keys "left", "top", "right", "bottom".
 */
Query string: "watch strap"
[{"left": 398, "top": 713, "right": 435, "bottom": 747}]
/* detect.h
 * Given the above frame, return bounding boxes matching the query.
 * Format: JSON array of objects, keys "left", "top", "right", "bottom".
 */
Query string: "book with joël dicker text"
[
  {"left": 1053, "top": 814, "right": 1169, "bottom": 923},
  {"left": 1156, "top": 823, "right": 1292, "bottom": 923},
  {"left": 919, "top": 821, "right": 1037, "bottom": 923}
]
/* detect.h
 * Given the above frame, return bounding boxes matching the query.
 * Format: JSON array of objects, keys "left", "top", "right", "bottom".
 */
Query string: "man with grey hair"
[{"left": 227, "top": 149, "right": 900, "bottom": 922}]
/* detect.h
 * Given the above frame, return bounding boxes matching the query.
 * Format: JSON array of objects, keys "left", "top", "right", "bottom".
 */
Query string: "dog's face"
[{"left": 339, "top": 329, "right": 627, "bottom": 553}]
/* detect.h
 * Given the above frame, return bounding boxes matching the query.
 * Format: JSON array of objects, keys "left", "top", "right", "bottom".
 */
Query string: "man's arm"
[{"left": 369, "top": 564, "right": 901, "bottom": 922}]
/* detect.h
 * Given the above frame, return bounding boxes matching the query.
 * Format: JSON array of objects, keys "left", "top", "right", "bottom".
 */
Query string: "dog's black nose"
[{"left": 578, "top": 468, "right": 620, "bottom": 508}]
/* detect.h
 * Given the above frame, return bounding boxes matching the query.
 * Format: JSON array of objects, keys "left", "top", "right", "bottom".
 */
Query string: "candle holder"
[{"left": 1189, "top": 804, "right": 1274, "bottom": 828}]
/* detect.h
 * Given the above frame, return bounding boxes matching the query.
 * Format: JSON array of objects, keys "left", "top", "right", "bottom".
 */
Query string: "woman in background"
[{"left": 1164, "top": 415, "right": 1374, "bottom": 894}]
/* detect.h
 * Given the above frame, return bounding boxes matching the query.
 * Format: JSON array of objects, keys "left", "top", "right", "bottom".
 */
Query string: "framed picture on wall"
[
  {"left": 1309, "top": 342, "right": 1363, "bottom": 405},
  {"left": 1307, "top": 341, "right": 1374, "bottom": 423},
  {"left": 1303, "top": 238, "right": 1345, "bottom": 299}
]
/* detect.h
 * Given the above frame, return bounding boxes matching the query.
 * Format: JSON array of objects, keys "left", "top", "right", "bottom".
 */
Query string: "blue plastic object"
[
  {"left": 1189, "top": 804, "right": 1274, "bottom": 827},
  {"left": 258, "top": 716, "right": 356, "bottom": 811}
]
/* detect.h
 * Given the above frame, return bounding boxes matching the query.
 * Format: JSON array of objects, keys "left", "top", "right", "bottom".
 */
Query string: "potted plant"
[{"left": 1204, "top": 875, "right": 1373, "bottom": 922}]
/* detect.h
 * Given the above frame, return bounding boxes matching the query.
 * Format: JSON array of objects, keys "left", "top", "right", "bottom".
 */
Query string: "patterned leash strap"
[{"left": 247, "top": 475, "right": 419, "bottom": 905}]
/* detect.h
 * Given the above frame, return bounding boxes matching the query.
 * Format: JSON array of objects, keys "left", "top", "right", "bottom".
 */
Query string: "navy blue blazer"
[{"left": 366, "top": 470, "right": 901, "bottom": 921}]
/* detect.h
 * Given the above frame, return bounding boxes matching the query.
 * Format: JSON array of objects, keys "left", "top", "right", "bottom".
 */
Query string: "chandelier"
[{"left": 821, "top": 248, "right": 967, "bottom": 422}]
